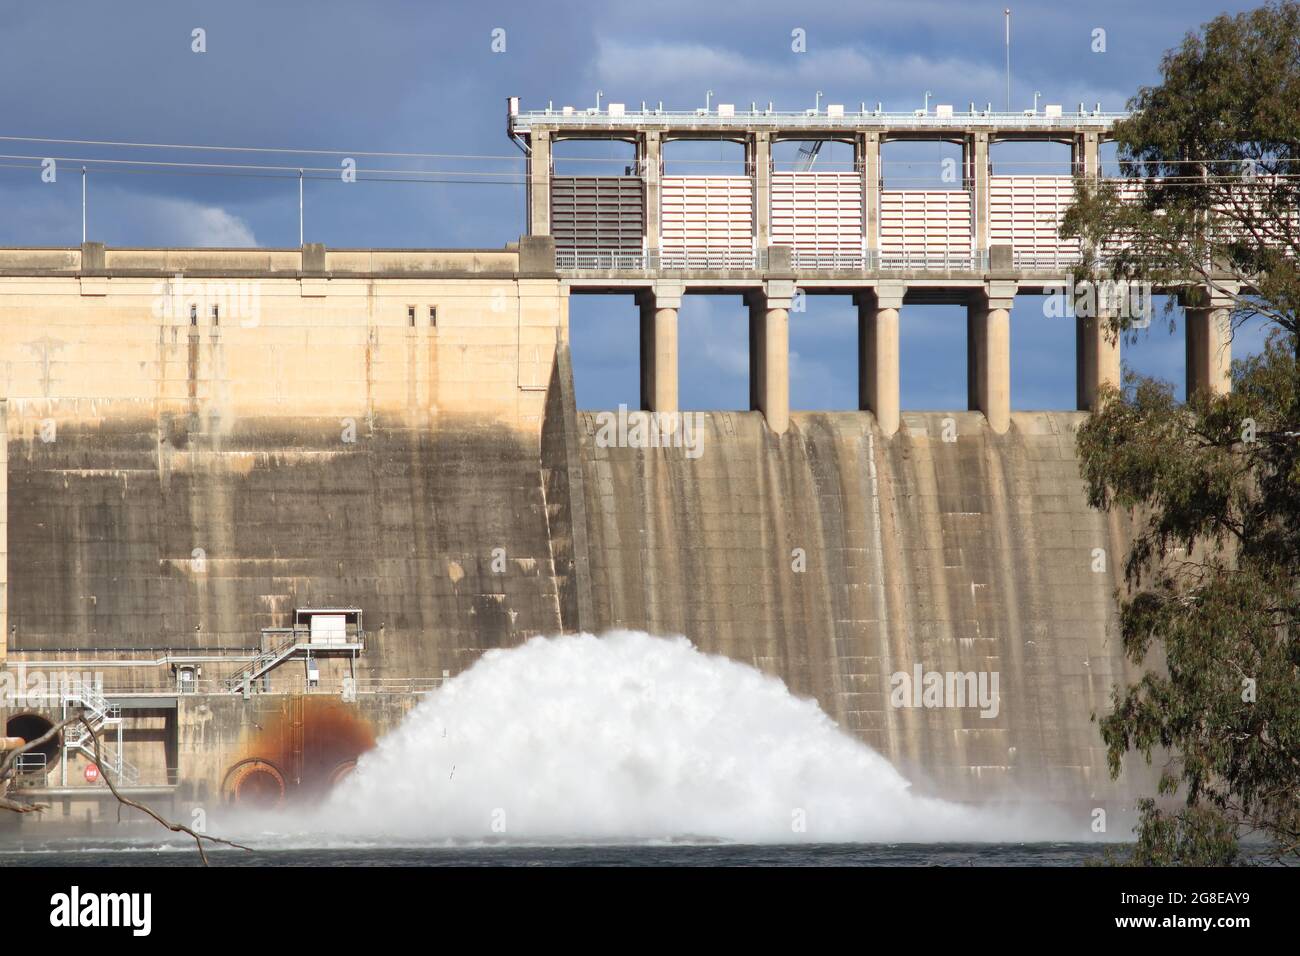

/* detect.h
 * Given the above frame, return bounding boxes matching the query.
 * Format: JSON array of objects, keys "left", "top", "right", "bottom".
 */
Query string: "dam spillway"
[{"left": 563, "top": 401, "right": 1148, "bottom": 805}]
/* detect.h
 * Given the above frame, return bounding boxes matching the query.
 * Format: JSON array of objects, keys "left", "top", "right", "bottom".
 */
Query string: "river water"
[{"left": 0, "top": 840, "right": 1112, "bottom": 867}]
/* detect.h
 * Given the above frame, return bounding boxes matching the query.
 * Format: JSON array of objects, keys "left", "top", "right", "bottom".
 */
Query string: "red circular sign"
[{"left": 84, "top": 764, "right": 100, "bottom": 783}]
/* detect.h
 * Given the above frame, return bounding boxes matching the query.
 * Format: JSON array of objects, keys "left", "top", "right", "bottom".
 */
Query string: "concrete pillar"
[
  {"left": 641, "top": 131, "right": 662, "bottom": 260},
  {"left": 857, "top": 281, "right": 903, "bottom": 437},
  {"left": 640, "top": 285, "right": 681, "bottom": 412},
  {"left": 858, "top": 132, "right": 881, "bottom": 264},
  {"left": 1072, "top": 132, "right": 1102, "bottom": 268},
  {"left": 969, "top": 132, "right": 991, "bottom": 255},
  {"left": 1186, "top": 305, "right": 1232, "bottom": 398},
  {"left": 1074, "top": 131, "right": 1101, "bottom": 179},
  {"left": 750, "top": 280, "right": 794, "bottom": 434},
  {"left": 301, "top": 242, "right": 327, "bottom": 273},
  {"left": 969, "top": 283, "right": 1015, "bottom": 433},
  {"left": 762, "top": 303, "right": 790, "bottom": 434},
  {"left": 527, "top": 130, "right": 552, "bottom": 236},
  {"left": 1076, "top": 313, "right": 1121, "bottom": 411},
  {"left": 751, "top": 132, "right": 772, "bottom": 252}
]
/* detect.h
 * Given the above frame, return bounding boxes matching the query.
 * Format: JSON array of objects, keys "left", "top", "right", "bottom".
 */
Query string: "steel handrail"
[
  {"left": 223, "top": 633, "right": 302, "bottom": 690},
  {"left": 514, "top": 110, "right": 1128, "bottom": 131}
]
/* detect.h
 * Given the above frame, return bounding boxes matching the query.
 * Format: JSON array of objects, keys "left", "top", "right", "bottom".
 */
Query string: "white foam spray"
[{"left": 317, "top": 630, "right": 1062, "bottom": 844}]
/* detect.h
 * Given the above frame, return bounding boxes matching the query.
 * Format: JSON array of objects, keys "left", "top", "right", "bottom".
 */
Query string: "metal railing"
[
  {"left": 513, "top": 108, "right": 1127, "bottom": 132},
  {"left": 556, "top": 251, "right": 653, "bottom": 271},
  {"left": 557, "top": 250, "right": 766, "bottom": 271},
  {"left": 14, "top": 753, "right": 47, "bottom": 774},
  {"left": 61, "top": 680, "right": 140, "bottom": 787},
  {"left": 223, "top": 633, "right": 302, "bottom": 692},
  {"left": 558, "top": 248, "right": 998, "bottom": 273},
  {"left": 226, "top": 674, "right": 446, "bottom": 696},
  {"left": 786, "top": 251, "right": 868, "bottom": 271},
  {"left": 63, "top": 673, "right": 447, "bottom": 699},
  {"left": 349, "top": 677, "right": 446, "bottom": 695},
  {"left": 876, "top": 250, "right": 992, "bottom": 271},
  {"left": 1010, "top": 251, "right": 1085, "bottom": 271}
]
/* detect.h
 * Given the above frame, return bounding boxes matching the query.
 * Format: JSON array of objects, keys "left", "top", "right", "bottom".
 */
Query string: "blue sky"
[{"left": 0, "top": 0, "right": 1271, "bottom": 410}]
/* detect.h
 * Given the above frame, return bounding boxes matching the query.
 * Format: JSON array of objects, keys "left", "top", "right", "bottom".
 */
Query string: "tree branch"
[{"left": 1, "top": 709, "right": 254, "bottom": 866}]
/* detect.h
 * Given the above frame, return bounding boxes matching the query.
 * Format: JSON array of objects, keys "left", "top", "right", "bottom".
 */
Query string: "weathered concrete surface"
[
  {"left": 540, "top": 345, "right": 594, "bottom": 633},
  {"left": 0, "top": 692, "right": 420, "bottom": 831},
  {"left": 6, "top": 414, "right": 562, "bottom": 671},
  {"left": 570, "top": 408, "right": 1158, "bottom": 811},
  {"left": 0, "top": 258, "right": 569, "bottom": 675}
]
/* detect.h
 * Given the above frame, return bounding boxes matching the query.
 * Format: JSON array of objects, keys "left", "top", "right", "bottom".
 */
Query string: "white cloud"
[
  {"left": 134, "top": 197, "right": 258, "bottom": 247},
  {"left": 589, "top": 37, "right": 1130, "bottom": 114},
  {"left": 0, "top": 183, "right": 259, "bottom": 247},
  {"left": 680, "top": 296, "right": 750, "bottom": 379},
  {"left": 592, "top": 39, "right": 997, "bottom": 103}
]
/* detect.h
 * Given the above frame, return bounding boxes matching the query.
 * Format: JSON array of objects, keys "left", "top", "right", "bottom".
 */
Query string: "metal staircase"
[
  {"left": 223, "top": 633, "right": 303, "bottom": 693},
  {"left": 62, "top": 681, "right": 140, "bottom": 787}
]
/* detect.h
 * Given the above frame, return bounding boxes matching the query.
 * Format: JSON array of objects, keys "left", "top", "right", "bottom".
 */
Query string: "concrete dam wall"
[
  {"left": 6, "top": 412, "right": 562, "bottom": 669},
  {"left": 557, "top": 395, "right": 1157, "bottom": 809},
  {"left": 0, "top": 245, "right": 569, "bottom": 680},
  {"left": 0, "top": 245, "right": 1156, "bottom": 827}
]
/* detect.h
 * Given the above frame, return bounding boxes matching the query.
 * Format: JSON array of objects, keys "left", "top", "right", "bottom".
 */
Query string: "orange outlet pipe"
[{"left": 1, "top": 737, "right": 27, "bottom": 751}]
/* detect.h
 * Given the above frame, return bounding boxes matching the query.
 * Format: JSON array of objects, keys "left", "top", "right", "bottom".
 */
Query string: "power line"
[
  {"left": 0, "top": 161, "right": 1291, "bottom": 192},
  {"left": 0, "top": 142, "right": 1291, "bottom": 198},
  {"left": 0, "top": 134, "right": 526, "bottom": 163},
  {"left": 1, "top": 152, "right": 1291, "bottom": 175},
  {"left": 0, "top": 131, "right": 1293, "bottom": 171},
  {"left": 0, "top": 162, "right": 527, "bottom": 186},
  {"left": 0, "top": 152, "right": 528, "bottom": 177}
]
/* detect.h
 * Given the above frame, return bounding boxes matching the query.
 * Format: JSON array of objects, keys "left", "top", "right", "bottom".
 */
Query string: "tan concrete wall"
[
  {"left": 0, "top": 273, "right": 565, "bottom": 426},
  {"left": 0, "top": 693, "right": 419, "bottom": 828},
  {"left": 173, "top": 692, "right": 417, "bottom": 808},
  {"left": 0, "top": 260, "right": 569, "bottom": 676}
]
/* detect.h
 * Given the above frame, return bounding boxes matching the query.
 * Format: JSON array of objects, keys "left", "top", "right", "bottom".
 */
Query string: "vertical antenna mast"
[{"left": 1004, "top": 8, "right": 1011, "bottom": 112}]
